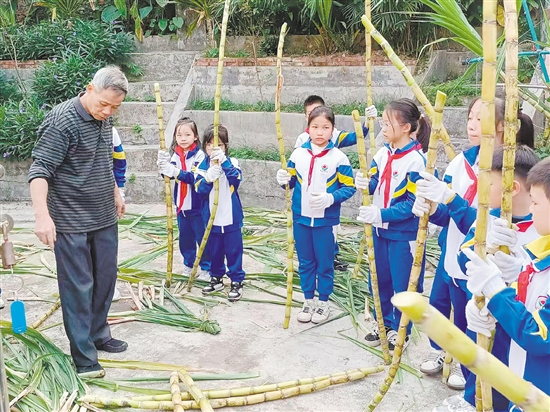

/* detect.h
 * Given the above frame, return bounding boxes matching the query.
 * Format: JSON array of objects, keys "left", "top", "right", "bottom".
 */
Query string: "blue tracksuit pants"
[
  {"left": 428, "top": 264, "right": 452, "bottom": 350},
  {"left": 208, "top": 229, "right": 245, "bottom": 283},
  {"left": 451, "top": 278, "right": 473, "bottom": 380},
  {"left": 371, "top": 233, "right": 425, "bottom": 334},
  {"left": 177, "top": 212, "right": 210, "bottom": 271},
  {"left": 294, "top": 223, "right": 334, "bottom": 301}
]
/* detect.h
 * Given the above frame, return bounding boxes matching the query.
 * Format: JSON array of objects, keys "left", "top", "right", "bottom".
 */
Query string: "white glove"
[
  {"left": 487, "top": 251, "right": 524, "bottom": 284},
  {"left": 205, "top": 165, "right": 224, "bottom": 182},
  {"left": 355, "top": 171, "right": 369, "bottom": 191},
  {"left": 210, "top": 147, "right": 227, "bottom": 164},
  {"left": 310, "top": 192, "right": 334, "bottom": 210},
  {"left": 465, "top": 298, "right": 496, "bottom": 337},
  {"left": 417, "top": 172, "right": 455, "bottom": 204},
  {"left": 276, "top": 169, "right": 291, "bottom": 186},
  {"left": 412, "top": 196, "right": 431, "bottom": 217},
  {"left": 357, "top": 205, "right": 382, "bottom": 225},
  {"left": 159, "top": 162, "right": 180, "bottom": 178},
  {"left": 118, "top": 187, "right": 125, "bottom": 201},
  {"left": 157, "top": 150, "right": 171, "bottom": 166},
  {"left": 365, "top": 105, "right": 378, "bottom": 119},
  {"left": 487, "top": 218, "right": 518, "bottom": 250},
  {"left": 463, "top": 248, "right": 507, "bottom": 298}
]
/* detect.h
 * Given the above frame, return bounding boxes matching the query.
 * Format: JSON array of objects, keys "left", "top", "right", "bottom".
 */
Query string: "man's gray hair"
[{"left": 91, "top": 66, "right": 128, "bottom": 95}]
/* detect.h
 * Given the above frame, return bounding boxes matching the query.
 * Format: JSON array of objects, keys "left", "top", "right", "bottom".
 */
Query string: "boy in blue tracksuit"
[
  {"left": 461, "top": 156, "right": 550, "bottom": 411},
  {"left": 195, "top": 124, "right": 245, "bottom": 302},
  {"left": 157, "top": 118, "right": 211, "bottom": 281},
  {"left": 277, "top": 106, "right": 356, "bottom": 324},
  {"left": 355, "top": 98, "right": 429, "bottom": 353}
]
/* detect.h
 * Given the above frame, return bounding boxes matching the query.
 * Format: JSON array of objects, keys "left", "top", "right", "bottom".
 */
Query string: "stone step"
[
  {"left": 115, "top": 102, "right": 176, "bottom": 127},
  {"left": 125, "top": 144, "right": 159, "bottom": 173},
  {"left": 127, "top": 81, "right": 181, "bottom": 103},
  {"left": 117, "top": 125, "right": 159, "bottom": 146},
  {"left": 125, "top": 172, "right": 163, "bottom": 204},
  {"left": 130, "top": 51, "right": 197, "bottom": 81}
]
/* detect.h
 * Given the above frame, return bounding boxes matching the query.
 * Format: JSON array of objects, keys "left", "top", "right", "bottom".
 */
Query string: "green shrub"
[
  {"left": 0, "top": 71, "right": 20, "bottom": 104},
  {"left": 33, "top": 52, "right": 106, "bottom": 106},
  {"left": 0, "top": 99, "right": 46, "bottom": 161}
]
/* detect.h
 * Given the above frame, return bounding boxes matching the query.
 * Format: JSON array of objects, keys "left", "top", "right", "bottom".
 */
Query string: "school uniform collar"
[
  {"left": 383, "top": 139, "right": 420, "bottom": 154},
  {"left": 174, "top": 143, "right": 199, "bottom": 160},
  {"left": 463, "top": 145, "right": 480, "bottom": 166},
  {"left": 489, "top": 208, "right": 533, "bottom": 225},
  {"left": 524, "top": 234, "right": 550, "bottom": 271},
  {"left": 301, "top": 140, "right": 335, "bottom": 151}
]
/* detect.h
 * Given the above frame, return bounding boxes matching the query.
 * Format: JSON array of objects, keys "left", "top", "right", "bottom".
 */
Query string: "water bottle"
[{"left": 10, "top": 300, "right": 27, "bottom": 334}]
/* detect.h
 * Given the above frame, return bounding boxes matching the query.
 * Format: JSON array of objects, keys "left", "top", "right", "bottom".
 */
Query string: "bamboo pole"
[
  {"left": 392, "top": 292, "right": 550, "bottom": 412},
  {"left": 187, "top": 0, "right": 231, "bottom": 292},
  {"left": 30, "top": 299, "right": 60, "bottom": 330},
  {"left": 80, "top": 366, "right": 386, "bottom": 409},
  {"left": 178, "top": 369, "right": 213, "bottom": 412},
  {"left": 366, "top": 91, "right": 447, "bottom": 412},
  {"left": 475, "top": 1, "right": 498, "bottom": 409},
  {"left": 274, "top": 23, "right": 294, "bottom": 329},
  {"left": 499, "top": 0, "right": 519, "bottom": 251},
  {"left": 130, "top": 366, "right": 385, "bottom": 402},
  {"left": 360, "top": 15, "right": 456, "bottom": 161},
  {"left": 171, "top": 372, "right": 184, "bottom": 412},
  {"left": 154, "top": 83, "right": 174, "bottom": 287},
  {"left": 351, "top": 110, "right": 390, "bottom": 364}
]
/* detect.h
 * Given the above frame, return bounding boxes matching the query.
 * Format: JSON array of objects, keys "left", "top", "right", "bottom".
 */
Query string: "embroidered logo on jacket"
[
  {"left": 321, "top": 164, "right": 328, "bottom": 172},
  {"left": 392, "top": 170, "right": 399, "bottom": 179},
  {"left": 536, "top": 295, "right": 547, "bottom": 310}
]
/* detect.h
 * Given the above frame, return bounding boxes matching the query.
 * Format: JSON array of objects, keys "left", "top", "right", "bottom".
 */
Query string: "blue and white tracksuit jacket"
[
  {"left": 286, "top": 140, "right": 356, "bottom": 300},
  {"left": 487, "top": 235, "right": 550, "bottom": 410},
  {"left": 112, "top": 127, "right": 126, "bottom": 188},
  {"left": 294, "top": 125, "right": 370, "bottom": 149},
  {"left": 457, "top": 208, "right": 539, "bottom": 411},
  {"left": 195, "top": 156, "right": 245, "bottom": 282},
  {"left": 368, "top": 140, "right": 426, "bottom": 333}
]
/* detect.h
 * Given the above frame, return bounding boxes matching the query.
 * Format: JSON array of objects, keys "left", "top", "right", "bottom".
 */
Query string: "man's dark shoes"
[
  {"left": 77, "top": 363, "right": 105, "bottom": 378},
  {"left": 334, "top": 255, "right": 348, "bottom": 271},
  {"left": 96, "top": 338, "right": 128, "bottom": 353}
]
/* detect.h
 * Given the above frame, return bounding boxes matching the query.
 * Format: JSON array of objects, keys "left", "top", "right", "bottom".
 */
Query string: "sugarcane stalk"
[
  {"left": 30, "top": 299, "right": 60, "bottom": 330},
  {"left": 154, "top": 83, "right": 174, "bottom": 287},
  {"left": 360, "top": 15, "right": 456, "bottom": 161},
  {"left": 80, "top": 366, "right": 385, "bottom": 410},
  {"left": 171, "top": 372, "right": 184, "bottom": 412},
  {"left": 365, "top": 0, "right": 376, "bottom": 165},
  {"left": 131, "top": 366, "right": 385, "bottom": 402},
  {"left": 392, "top": 291, "right": 550, "bottom": 412},
  {"left": 366, "top": 91, "right": 447, "bottom": 412},
  {"left": 274, "top": 23, "right": 294, "bottom": 330},
  {"left": 187, "top": 0, "right": 231, "bottom": 292},
  {"left": 442, "top": 351, "right": 453, "bottom": 384},
  {"left": 499, "top": 0, "right": 519, "bottom": 254},
  {"left": 178, "top": 369, "right": 214, "bottom": 412},
  {"left": 351, "top": 110, "right": 390, "bottom": 364},
  {"left": 474, "top": 1, "right": 498, "bottom": 410}
]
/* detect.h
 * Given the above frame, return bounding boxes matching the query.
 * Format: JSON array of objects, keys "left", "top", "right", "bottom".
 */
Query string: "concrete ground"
[{"left": 0, "top": 202, "right": 457, "bottom": 412}]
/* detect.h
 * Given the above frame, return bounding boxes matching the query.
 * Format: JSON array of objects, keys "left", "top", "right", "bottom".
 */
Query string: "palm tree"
[{"left": 175, "top": 0, "right": 223, "bottom": 48}]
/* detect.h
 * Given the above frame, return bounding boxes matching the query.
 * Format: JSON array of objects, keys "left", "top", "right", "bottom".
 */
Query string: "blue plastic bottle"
[{"left": 10, "top": 300, "right": 27, "bottom": 334}]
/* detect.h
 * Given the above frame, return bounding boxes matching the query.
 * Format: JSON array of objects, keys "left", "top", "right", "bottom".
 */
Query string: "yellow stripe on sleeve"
[
  {"left": 113, "top": 151, "right": 126, "bottom": 160},
  {"left": 337, "top": 172, "right": 354, "bottom": 187},
  {"left": 532, "top": 309, "right": 548, "bottom": 341}
]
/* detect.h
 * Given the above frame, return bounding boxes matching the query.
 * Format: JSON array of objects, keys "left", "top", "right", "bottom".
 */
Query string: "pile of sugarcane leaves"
[{"left": 1, "top": 207, "right": 440, "bottom": 410}]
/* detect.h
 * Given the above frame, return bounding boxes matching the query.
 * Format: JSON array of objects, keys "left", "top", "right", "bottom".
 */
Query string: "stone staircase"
[{"left": 116, "top": 47, "right": 198, "bottom": 203}]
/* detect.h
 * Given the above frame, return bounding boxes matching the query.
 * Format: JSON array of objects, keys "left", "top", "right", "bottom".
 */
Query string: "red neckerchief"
[
  {"left": 305, "top": 127, "right": 309, "bottom": 133},
  {"left": 515, "top": 263, "right": 536, "bottom": 304},
  {"left": 463, "top": 159, "right": 478, "bottom": 205},
  {"left": 174, "top": 143, "right": 197, "bottom": 213},
  {"left": 378, "top": 145, "right": 418, "bottom": 207},
  {"left": 516, "top": 221, "right": 533, "bottom": 233},
  {"left": 306, "top": 148, "right": 330, "bottom": 189}
]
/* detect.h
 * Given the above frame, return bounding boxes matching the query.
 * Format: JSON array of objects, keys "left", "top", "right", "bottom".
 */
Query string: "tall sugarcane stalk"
[
  {"left": 178, "top": 369, "right": 214, "bottom": 412},
  {"left": 500, "top": 0, "right": 519, "bottom": 246},
  {"left": 393, "top": 291, "right": 550, "bottom": 412},
  {"left": 154, "top": 83, "right": 174, "bottom": 286},
  {"left": 351, "top": 110, "right": 390, "bottom": 364},
  {"left": 187, "top": 0, "right": 231, "bottom": 292},
  {"left": 474, "top": 1, "right": 498, "bottom": 410},
  {"left": 366, "top": 91, "right": 447, "bottom": 412},
  {"left": 274, "top": 23, "right": 294, "bottom": 329},
  {"left": 360, "top": 15, "right": 456, "bottom": 161},
  {"left": 364, "top": 0, "right": 376, "bottom": 165}
]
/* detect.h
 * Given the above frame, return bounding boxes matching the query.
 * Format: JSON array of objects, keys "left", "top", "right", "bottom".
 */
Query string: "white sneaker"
[
  {"left": 421, "top": 349, "right": 445, "bottom": 375},
  {"left": 387, "top": 329, "right": 410, "bottom": 355},
  {"left": 112, "top": 288, "right": 121, "bottom": 302},
  {"left": 297, "top": 299, "right": 316, "bottom": 323},
  {"left": 196, "top": 269, "right": 211, "bottom": 282},
  {"left": 0, "top": 294, "right": 4, "bottom": 309},
  {"left": 446, "top": 362, "right": 466, "bottom": 390},
  {"left": 182, "top": 266, "right": 193, "bottom": 276},
  {"left": 311, "top": 300, "right": 330, "bottom": 324},
  {"left": 432, "top": 395, "right": 475, "bottom": 412}
]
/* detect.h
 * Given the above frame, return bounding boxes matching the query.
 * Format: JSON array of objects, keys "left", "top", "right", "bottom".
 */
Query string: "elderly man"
[{"left": 28, "top": 66, "right": 128, "bottom": 378}]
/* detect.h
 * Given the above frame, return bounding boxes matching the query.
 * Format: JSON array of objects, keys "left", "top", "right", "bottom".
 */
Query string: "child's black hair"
[
  {"left": 468, "top": 97, "right": 535, "bottom": 148},
  {"left": 491, "top": 144, "right": 540, "bottom": 181},
  {"left": 385, "top": 98, "right": 431, "bottom": 152},
  {"left": 170, "top": 117, "right": 200, "bottom": 153},
  {"left": 526, "top": 156, "right": 550, "bottom": 199},
  {"left": 307, "top": 106, "right": 335, "bottom": 127},
  {"left": 202, "top": 124, "right": 229, "bottom": 155},
  {"left": 303, "top": 95, "right": 325, "bottom": 111}
]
